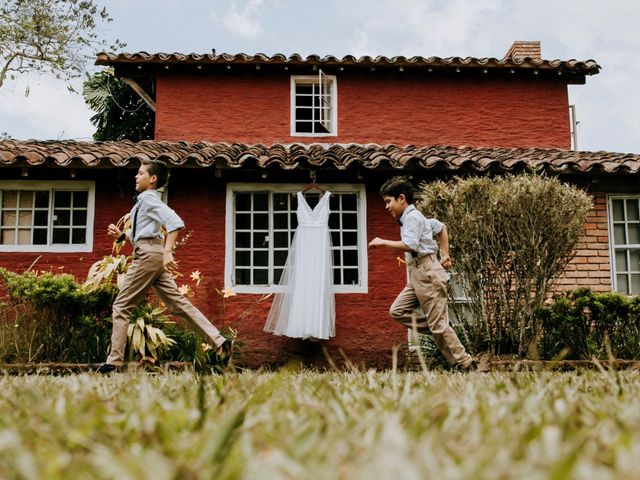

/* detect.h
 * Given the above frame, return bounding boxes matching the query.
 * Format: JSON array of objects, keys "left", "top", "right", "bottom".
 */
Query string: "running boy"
[
  {"left": 368, "top": 176, "right": 475, "bottom": 370},
  {"left": 90, "top": 159, "right": 231, "bottom": 373}
]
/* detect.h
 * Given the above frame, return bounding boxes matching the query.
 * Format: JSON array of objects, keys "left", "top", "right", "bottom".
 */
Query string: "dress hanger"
[
  {"left": 300, "top": 171, "right": 332, "bottom": 196},
  {"left": 301, "top": 182, "right": 326, "bottom": 194}
]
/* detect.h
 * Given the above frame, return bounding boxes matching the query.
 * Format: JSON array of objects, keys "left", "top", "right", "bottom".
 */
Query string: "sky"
[{"left": 1, "top": 0, "right": 638, "bottom": 153}]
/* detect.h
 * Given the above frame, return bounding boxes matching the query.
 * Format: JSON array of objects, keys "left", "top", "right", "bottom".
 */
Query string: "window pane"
[
  {"left": 343, "top": 213, "right": 357, "bottom": 229},
  {"left": 630, "top": 250, "right": 640, "bottom": 272},
  {"left": 253, "top": 250, "right": 268, "bottom": 267},
  {"left": 343, "top": 249, "right": 358, "bottom": 266},
  {"left": 627, "top": 200, "right": 640, "bottom": 221},
  {"left": 2, "top": 191, "right": 18, "bottom": 208},
  {"left": 73, "top": 191, "right": 88, "bottom": 208},
  {"left": 55, "top": 191, "right": 71, "bottom": 208},
  {"left": 253, "top": 233, "right": 268, "bottom": 248},
  {"left": 629, "top": 224, "right": 640, "bottom": 244},
  {"left": 274, "top": 250, "right": 288, "bottom": 267},
  {"left": 296, "top": 94, "right": 313, "bottom": 107},
  {"left": 616, "top": 250, "right": 628, "bottom": 271},
  {"left": 235, "top": 269, "right": 250, "bottom": 285},
  {"left": 342, "top": 194, "right": 357, "bottom": 211},
  {"left": 632, "top": 275, "right": 640, "bottom": 295},
  {"left": 253, "top": 194, "right": 268, "bottom": 211},
  {"left": 617, "top": 274, "right": 629, "bottom": 294},
  {"left": 273, "top": 193, "right": 289, "bottom": 211},
  {"left": 343, "top": 231, "right": 357, "bottom": 246},
  {"left": 72, "top": 210, "right": 87, "bottom": 226},
  {"left": 331, "top": 231, "right": 340, "bottom": 246},
  {"left": 236, "top": 232, "right": 250, "bottom": 248},
  {"left": 235, "top": 250, "right": 251, "bottom": 267},
  {"left": 296, "top": 107, "right": 313, "bottom": 120},
  {"left": 52, "top": 228, "right": 70, "bottom": 244},
  {"left": 344, "top": 269, "right": 359, "bottom": 285},
  {"left": 329, "top": 214, "right": 340, "bottom": 229},
  {"left": 274, "top": 268, "right": 283, "bottom": 284},
  {"left": 296, "top": 84, "right": 313, "bottom": 95},
  {"left": 72, "top": 229, "right": 86, "bottom": 244},
  {"left": 236, "top": 213, "right": 251, "bottom": 229},
  {"left": 614, "top": 225, "right": 627, "bottom": 244},
  {"left": 18, "top": 211, "right": 32, "bottom": 227},
  {"left": 1, "top": 229, "right": 15, "bottom": 244},
  {"left": 296, "top": 121, "right": 313, "bottom": 133},
  {"left": 2, "top": 211, "right": 17, "bottom": 227},
  {"left": 34, "top": 191, "right": 49, "bottom": 208},
  {"left": 254, "top": 269, "right": 268, "bottom": 285},
  {"left": 253, "top": 213, "right": 268, "bottom": 230},
  {"left": 54, "top": 210, "right": 71, "bottom": 226},
  {"left": 332, "top": 249, "right": 341, "bottom": 266},
  {"left": 236, "top": 193, "right": 251, "bottom": 211},
  {"left": 612, "top": 200, "right": 625, "bottom": 221},
  {"left": 34, "top": 210, "right": 48, "bottom": 226},
  {"left": 274, "top": 213, "right": 288, "bottom": 229},
  {"left": 274, "top": 231, "right": 289, "bottom": 248},
  {"left": 33, "top": 228, "right": 47, "bottom": 245},
  {"left": 333, "top": 269, "right": 341, "bottom": 285},
  {"left": 17, "top": 229, "right": 31, "bottom": 244},
  {"left": 18, "top": 192, "right": 33, "bottom": 208}
]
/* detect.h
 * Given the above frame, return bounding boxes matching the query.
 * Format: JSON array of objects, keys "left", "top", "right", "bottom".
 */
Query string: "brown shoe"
[
  {"left": 454, "top": 358, "right": 478, "bottom": 372},
  {"left": 215, "top": 339, "right": 234, "bottom": 367}
]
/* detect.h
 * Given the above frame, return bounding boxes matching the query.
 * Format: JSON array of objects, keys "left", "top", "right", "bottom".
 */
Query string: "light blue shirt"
[
  {"left": 126, "top": 190, "right": 184, "bottom": 243},
  {"left": 399, "top": 205, "right": 443, "bottom": 263}
]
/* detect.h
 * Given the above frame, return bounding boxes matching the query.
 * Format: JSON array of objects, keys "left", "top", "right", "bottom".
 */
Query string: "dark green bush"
[
  {"left": 537, "top": 288, "right": 640, "bottom": 360},
  {"left": 0, "top": 267, "right": 115, "bottom": 363}
]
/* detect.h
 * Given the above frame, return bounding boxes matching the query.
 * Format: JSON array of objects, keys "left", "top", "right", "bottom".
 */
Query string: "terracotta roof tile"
[
  {"left": 95, "top": 51, "right": 600, "bottom": 76},
  {"left": 1, "top": 140, "right": 637, "bottom": 175}
]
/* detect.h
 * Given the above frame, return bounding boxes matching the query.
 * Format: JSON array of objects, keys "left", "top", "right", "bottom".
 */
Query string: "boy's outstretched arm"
[{"left": 368, "top": 237, "right": 414, "bottom": 252}]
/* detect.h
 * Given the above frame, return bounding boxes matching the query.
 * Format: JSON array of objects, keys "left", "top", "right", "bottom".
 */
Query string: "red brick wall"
[
  {"left": 557, "top": 191, "right": 612, "bottom": 292},
  {"left": 155, "top": 72, "right": 570, "bottom": 149}
]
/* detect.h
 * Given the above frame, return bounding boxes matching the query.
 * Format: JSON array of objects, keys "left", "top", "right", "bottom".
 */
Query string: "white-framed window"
[
  {"left": 290, "top": 71, "right": 338, "bottom": 137},
  {"left": 225, "top": 183, "right": 367, "bottom": 294},
  {"left": 608, "top": 195, "right": 640, "bottom": 295},
  {"left": 0, "top": 181, "right": 95, "bottom": 253}
]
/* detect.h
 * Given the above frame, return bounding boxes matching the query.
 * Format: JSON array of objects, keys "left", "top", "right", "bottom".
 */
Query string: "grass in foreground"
[{"left": 0, "top": 369, "right": 639, "bottom": 479}]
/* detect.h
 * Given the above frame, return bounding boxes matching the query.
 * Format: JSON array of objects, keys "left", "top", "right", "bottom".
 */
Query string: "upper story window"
[
  {"left": 608, "top": 195, "right": 640, "bottom": 295},
  {"left": 290, "top": 71, "right": 337, "bottom": 137},
  {"left": 225, "top": 183, "right": 366, "bottom": 294},
  {"left": 0, "top": 181, "right": 95, "bottom": 253}
]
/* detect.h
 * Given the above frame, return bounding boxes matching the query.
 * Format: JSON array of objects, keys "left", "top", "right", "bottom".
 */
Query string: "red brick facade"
[
  {"left": 558, "top": 192, "right": 612, "bottom": 292},
  {"left": 155, "top": 73, "right": 570, "bottom": 149}
]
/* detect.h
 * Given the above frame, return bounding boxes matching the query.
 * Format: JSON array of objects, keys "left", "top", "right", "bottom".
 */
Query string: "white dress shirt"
[{"left": 126, "top": 190, "right": 184, "bottom": 243}]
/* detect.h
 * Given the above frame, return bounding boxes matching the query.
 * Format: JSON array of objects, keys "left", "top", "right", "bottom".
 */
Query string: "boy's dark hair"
[
  {"left": 380, "top": 176, "right": 414, "bottom": 204},
  {"left": 141, "top": 159, "right": 169, "bottom": 188}
]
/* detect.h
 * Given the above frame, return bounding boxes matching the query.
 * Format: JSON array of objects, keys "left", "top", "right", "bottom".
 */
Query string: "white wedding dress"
[{"left": 264, "top": 191, "right": 336, "bottom": 339}]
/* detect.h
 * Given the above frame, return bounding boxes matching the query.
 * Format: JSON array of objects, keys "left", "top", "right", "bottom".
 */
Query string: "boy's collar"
[{"left": 398, "top": 204, "right": 415, "bottom": 224}]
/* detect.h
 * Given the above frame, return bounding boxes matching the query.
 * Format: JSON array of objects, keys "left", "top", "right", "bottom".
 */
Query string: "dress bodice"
[{"left": 296, "top": 191, "right": 331, "bottom": 226}]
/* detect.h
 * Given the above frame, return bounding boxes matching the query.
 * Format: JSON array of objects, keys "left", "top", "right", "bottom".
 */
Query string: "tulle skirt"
[{"left": 264, "top": 223, "right": 335, "bottom": 339}]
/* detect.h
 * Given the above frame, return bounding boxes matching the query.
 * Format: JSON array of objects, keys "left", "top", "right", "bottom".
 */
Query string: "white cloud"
[
  {"left": 221, "top": 0, "right": 265, "bottom": 39},
  {"left": 0, "top": 74, "right": 94, "bottom": 140}
]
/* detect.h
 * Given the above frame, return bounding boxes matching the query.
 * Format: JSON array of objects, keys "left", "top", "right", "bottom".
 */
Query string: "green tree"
[
  {"left": 0, "top": 0, "right": 118, "bottom": 90},
  {"left": 83, "top": 69, "right": 155, "bottom": 141}
]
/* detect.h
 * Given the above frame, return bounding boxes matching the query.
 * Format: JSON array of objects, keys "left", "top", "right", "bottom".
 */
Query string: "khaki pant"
[
  {"left": 389, "top": 254, "right": 472, "bottom": 367},
  {"left": 106, "top": 238, "right": 225, "bottom": 366}
]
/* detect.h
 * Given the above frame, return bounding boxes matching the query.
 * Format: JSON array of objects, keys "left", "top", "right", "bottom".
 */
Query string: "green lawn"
[{"left": 1, "top": 369, "right": 639, "bottom": 479}]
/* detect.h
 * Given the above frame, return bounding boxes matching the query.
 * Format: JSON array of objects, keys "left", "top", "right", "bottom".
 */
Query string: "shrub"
[
  {"left": 537, "top": 288, "right": 640, "bottom": 360},
  {"left": 0, "top": 268, "right": 115, "bottom": 363},
  {"left": 418, "top": 174, "right": 592, "bottom": 357}
]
